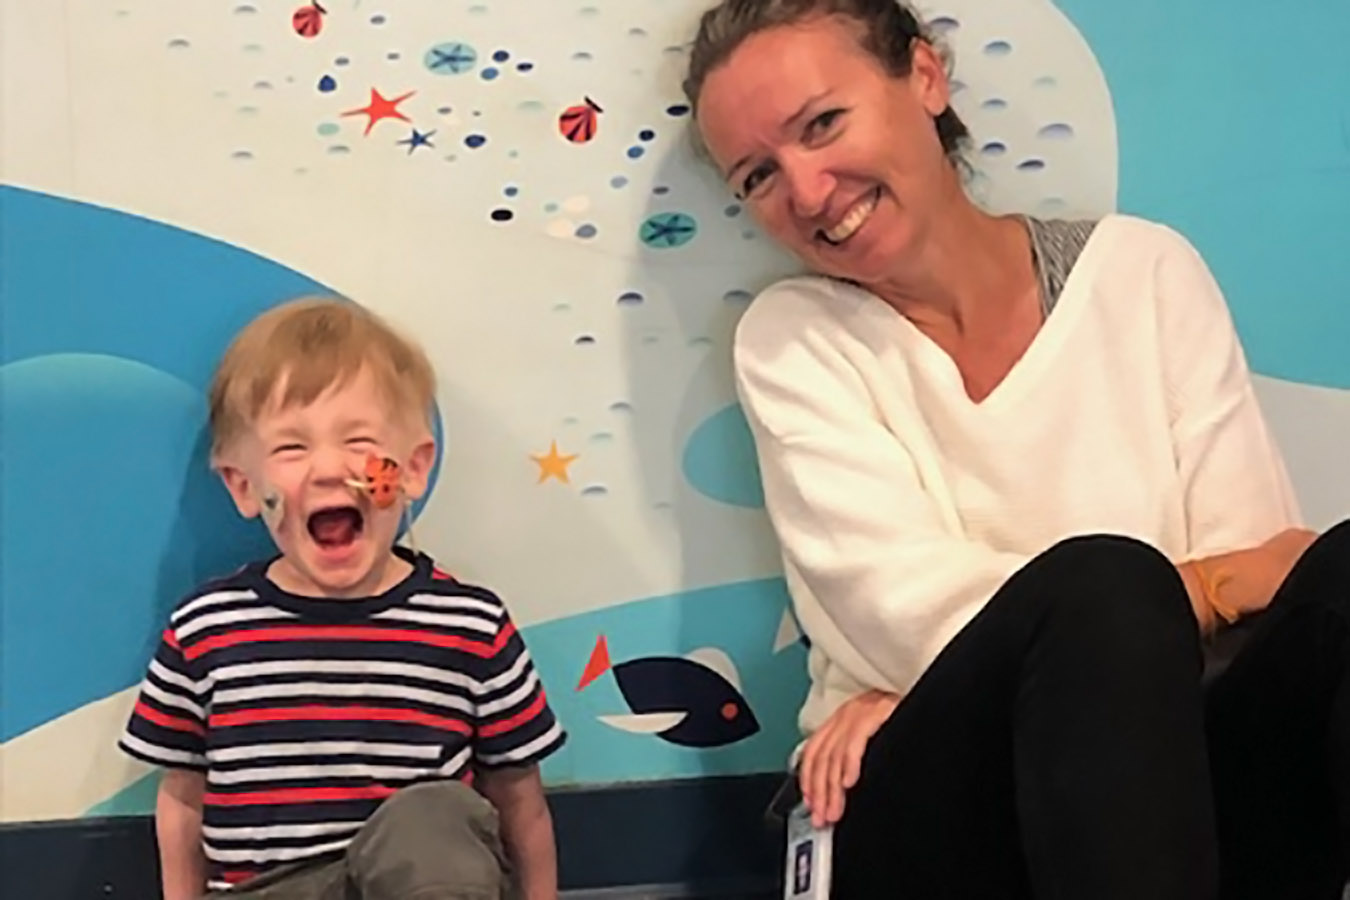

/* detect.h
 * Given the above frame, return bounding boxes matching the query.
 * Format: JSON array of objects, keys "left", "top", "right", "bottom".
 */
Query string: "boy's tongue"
[{"left": 309, "top": 508, "right": 361, "bottom": 546}]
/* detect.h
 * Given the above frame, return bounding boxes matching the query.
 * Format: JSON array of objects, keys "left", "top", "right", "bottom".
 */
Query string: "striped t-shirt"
[{"left": 118, "top": 547, "right": 565, "bottom": 891}]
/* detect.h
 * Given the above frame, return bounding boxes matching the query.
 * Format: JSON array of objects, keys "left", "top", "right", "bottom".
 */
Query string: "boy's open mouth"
[{"left": 307, "top": 506, "right": 364, "bottom": 548}]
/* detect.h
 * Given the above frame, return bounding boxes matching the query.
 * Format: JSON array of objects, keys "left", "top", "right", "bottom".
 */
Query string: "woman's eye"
[
  {"left": 741, "top": 163, "right": 774, "bottom": 197},
  {"left": 805, "top": 109, "right": 844, "bottom": 139}
]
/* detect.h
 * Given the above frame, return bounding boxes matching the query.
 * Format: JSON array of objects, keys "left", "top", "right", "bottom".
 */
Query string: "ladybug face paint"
[{"left": 345, "top": 453, "right": 402, "bottom": 509}]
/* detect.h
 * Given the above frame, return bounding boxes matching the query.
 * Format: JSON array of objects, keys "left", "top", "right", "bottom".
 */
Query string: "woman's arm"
[{"left": 1151, "top": 225, "right": 1310, "bottom": 624}]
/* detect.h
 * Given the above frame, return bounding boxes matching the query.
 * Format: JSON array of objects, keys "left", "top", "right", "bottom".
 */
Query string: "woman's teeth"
[{"left": 823, "top": 190, "right": 879, "bottom": 244}]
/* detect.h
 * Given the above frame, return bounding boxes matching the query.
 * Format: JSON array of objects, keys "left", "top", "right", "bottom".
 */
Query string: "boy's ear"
[
  {"left": 401, "top": 435, "right": 437, "bottom": 501},
  {"left": 217, "top": 462, "right": 261, "bottom": 519}
]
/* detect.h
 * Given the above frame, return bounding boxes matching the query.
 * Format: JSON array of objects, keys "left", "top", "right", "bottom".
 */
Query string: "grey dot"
[
  {"left": 723, "top": 289, "right": 752, "bottom": 303},
  {"left": 982, "top": 98, "right": 1008, "bottom": 111},
  {"left": 328, "top": 144, "right": 351, "bottom": 155},
  {"left": 167, "top": 37, "right": 190, "bottom": 49},
  {"left": 575, "top": 224, "right": 598, "bottom": 239},
  {"left": 253, "top": 80, "right": 273, "bottom": 90},
  {"left": 610, "top": 401, "right": 634, "bottom": 414},
  {"left": 572, "top": 51, "right": 593, "bottom": 62},
  {"left": 581, "top": 485, "right": 608, "bottom": 497},
  {"left": 1017, "top": 158, "right": 1047, "bottom": 172},
  {"left": 1037, "top": 123, "right": 1075, "bottom": 140},
  {"left": 984, "top": 40, "right": 1013, "bottom": 57}
]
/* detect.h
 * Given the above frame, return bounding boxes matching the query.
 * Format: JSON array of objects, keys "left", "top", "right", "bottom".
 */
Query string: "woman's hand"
[
  {"left": 1182, "top": 528, "right": 1318, "bottom": 630},
  {"left": 798, "top": 689, "right": 900, "bottom": 827}
]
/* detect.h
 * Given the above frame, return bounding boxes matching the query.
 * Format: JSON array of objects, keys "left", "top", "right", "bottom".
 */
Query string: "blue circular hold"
[
  {"left": 424, "top": 41, "right": 477, "bottom": 75},
  {"left": 492, "top": 49, "right": 509, "bottom": 62},
  {"left": 504, "top": 185, "right": 519, "bottom": 197},
  {"left": 481, "top": 67, "right": 499, "bottom": 80},
  {"left": 317, "top": 74, "right": 337, "bottom": 92},
  {"left": 639, "top": 212, "right": 698, "bottom": 249},
  {"left": 639, "top": 129, "right": 656, "bottom": 141},
  {"left": 464, "top": 134, "right": 486, "bottom": 148},
  {"left": 576, "top": 224, "right": 598, "bottom": 239},
  {"left": 627, "top": 146, "right": 644, "bottom": 159},
  {"left": 681, "top": 403, "right": 765, "bottom": 509}
]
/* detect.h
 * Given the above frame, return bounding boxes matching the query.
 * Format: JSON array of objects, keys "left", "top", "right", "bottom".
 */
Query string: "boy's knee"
[{"left": 348, "top": 781, "right": 510, "bottom": 899}]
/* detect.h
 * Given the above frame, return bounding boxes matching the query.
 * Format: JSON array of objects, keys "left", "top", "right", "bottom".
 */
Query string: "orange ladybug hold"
[{"left": 349, "top": 453, "right": 401, "bottom": 508}]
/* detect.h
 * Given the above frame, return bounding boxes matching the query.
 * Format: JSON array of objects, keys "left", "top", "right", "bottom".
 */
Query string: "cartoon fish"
[
  {"left": 292, "top": 1, "right": 326, "bottom": 38},
  {"left": 558, "top": 97, "right": 602, "bottom": 144},
  {"left": 578, "top": 635, "right": 760, "bottom": 748}
]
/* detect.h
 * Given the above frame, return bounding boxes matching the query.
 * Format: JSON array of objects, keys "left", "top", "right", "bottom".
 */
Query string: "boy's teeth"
[{"left": 824, "top": 191, "right": 878, "bottom": 244}]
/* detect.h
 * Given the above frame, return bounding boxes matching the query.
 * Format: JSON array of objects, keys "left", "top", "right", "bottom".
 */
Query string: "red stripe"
[
  {"left": 209, "top": 705, "right": 471, "bottom": 734},
  {"left": 493, "top": 621, "right": 516, "bottom": 653},
  {"left": 184, "top": 625, "right": 497, "bottom": 661},
  {"left": 163, "top": 628, "right": 181, "bottom": 651},
  {"left": 135, "top": 700, "right": 204, "bottom": 736},
  {"left": 431, "top": 567, "right": 455, "bottom": 581},
  {"left": 221, "top": 869, "right": 260, "bottom": 885},
  {"left": 206, "top": 784, "right": 399, "bottom": 806},
  {"left": 479, "top": 690, "right": 547, "bottom": 738}
]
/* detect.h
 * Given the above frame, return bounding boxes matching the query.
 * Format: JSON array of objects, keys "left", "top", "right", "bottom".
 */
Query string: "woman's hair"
[{"left": 682, "top": 0, "right": 969, "bottom": 162}]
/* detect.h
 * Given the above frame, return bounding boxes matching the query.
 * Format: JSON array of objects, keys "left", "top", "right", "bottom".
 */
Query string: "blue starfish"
[
  {"left": 425, "top": 42, "right": 477, "bottom": 74},
  {"left": 639, "top": 212, "right": 698, "bottom": 248},
  {"left": 398, "top": 128, "right": 436, "bottom": 154}
]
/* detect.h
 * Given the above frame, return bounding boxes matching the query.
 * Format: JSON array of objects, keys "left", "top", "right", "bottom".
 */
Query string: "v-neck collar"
[{"left": 836, "top": 214, "right": 1115, "bottom": 414}]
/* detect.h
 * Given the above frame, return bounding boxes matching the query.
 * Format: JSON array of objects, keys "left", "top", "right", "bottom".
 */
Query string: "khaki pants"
[{"left": 206, "top": 781, "right": 519, "bottom": 900}]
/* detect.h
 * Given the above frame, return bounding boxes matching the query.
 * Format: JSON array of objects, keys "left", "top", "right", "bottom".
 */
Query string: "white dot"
[
  {"left": 546, "top": 218, "right": 575, "bottom": 238},
  {"left": 563, "top": 195, "right": 591, "bottom": 214}
]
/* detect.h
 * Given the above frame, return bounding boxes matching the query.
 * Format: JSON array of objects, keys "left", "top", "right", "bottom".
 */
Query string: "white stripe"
[
  {"left": 213, "top": 659, "right": 476, "bottom": 690},
  {"left": 374, "top": 608, "right": 497, "bottom": 634},
  {"left": 172, "top": 589, "right": 259, "bottom": 624},
  {"left": 206, "top": 836, "right": 353, "bottom": 864},
  {"left": 213, "top": 680, "right": 473, "bottom": 712},
  {"left": 208, "top": 761, "right": 436, "bottom": 785},
  {"left": 121, "top": 732, "right": 205, "bottom": 767},
  {"left": 208, "top": 740, "right": 443, "bottom": 763},
  {"left": 437, "top": 745, "right": 472, "bottom": 775},
  {"left": 176, "top": 605, "right": 300, "bottom": 639},
  {"left": 203, "top": 820, "right": 364, "bottom": 842},
  {"left": 140, "top": 679, "right": 205, "bottom": 720},
  {"left": 149, "top": 658, "right": 211, "bottom": 695},
  {"left": 478, "top": 649, "right": 531, "bottom": 694},
  {"left": 477, "top": 720, "right": 563, "bottom": 765},
  {"left": 406, "top": 593, "right": 501, "bottom": 618},
  {"left": 478, "top": 670, "right": 539, "bottom": 717}
]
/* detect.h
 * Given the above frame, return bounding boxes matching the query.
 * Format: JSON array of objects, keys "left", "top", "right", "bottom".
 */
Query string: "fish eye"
[{"left": 720, "top": 702, "right": 738, "bottom": 720}]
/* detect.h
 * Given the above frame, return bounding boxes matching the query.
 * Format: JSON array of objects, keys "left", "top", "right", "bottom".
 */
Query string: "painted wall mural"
[{"left": 2, "top": 0, "right": 1347, "bottom": 824}]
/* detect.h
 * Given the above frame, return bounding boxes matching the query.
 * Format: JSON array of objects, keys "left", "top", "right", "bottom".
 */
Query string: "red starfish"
[{"left": 341, "top": 88, "right": 415, "bottom": 136}]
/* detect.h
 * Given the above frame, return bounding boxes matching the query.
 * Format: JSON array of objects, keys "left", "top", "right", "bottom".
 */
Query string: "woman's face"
[{"left": 696, "top": 15, "right": 956, "bottom": 284}]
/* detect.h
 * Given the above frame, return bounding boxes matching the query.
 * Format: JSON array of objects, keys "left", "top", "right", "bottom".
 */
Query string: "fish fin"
[
  {"left": 577, "top": 634, "right": 611, "bottom": 691},
  {"left": 684, "top": 647, "right": 741, "bottom": 693}
]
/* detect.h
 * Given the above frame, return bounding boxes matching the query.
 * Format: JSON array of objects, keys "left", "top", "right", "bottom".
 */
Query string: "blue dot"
[
  {"left": 424, "top": 41, "right": 476, "bottom": 75},
  {"left": 492, "top": 49, "right": 509, "bottom": 62},
  {"left": 610, "top": 176, "right": 628, "bottom": 189},
  {"left": 335, "top": 56, "right": 350, "bottom": 66},
  {"left": 370, "top": 13, "right": 386, "bottom": 25},
  {"left": 627, "top": 146, "right": 644, "bottom": 159},
  {"left": 1017, "top": 158, "right": 1047, "bottom": 172},
  {"left": 576, "top": 224, "right": 598, "bottom": 239},
  {"left": 504, "top": 185, "right": 519, "bottom": 197},
  {"left": 481, "top": 67, "right": 499, "bottom": 80},
  {"left": 681, "top": 404, "right": 765, "bottom": 508},
  {"left": 517, "top": 61, "right": 534, "bottom": 72},
  {"left": 464, "top": 134, "right": 486, "bottom": 148},
  {"left": 980, "top": 141, "right": 1007, "bottom": 156},
  {"left": 317, "top": 74, "right": 336, "bottom": 92},
  {"left": 666, "top": 104, "right": 690, "bottom": 117},
  {"left": 639, "top": 129, "right": 655, "bottom": 141},
  {"left": 984, "top": 40, "right": 1013, "bottom": 56}
]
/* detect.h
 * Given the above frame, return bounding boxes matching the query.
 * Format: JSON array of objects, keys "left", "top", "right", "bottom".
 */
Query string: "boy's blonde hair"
[{"left": 208, "top": 297, "right": 436, "bottom": 457}]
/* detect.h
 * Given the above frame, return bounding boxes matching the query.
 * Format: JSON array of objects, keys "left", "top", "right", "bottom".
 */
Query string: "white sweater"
[{"left": 733, "top": 214, "right": 1303, "bottom": 737}]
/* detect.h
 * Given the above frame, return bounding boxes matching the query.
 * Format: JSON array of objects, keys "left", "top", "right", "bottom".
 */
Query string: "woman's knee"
[{"left": 1028, "top": 534, "right": 1197, "bottom": 645}]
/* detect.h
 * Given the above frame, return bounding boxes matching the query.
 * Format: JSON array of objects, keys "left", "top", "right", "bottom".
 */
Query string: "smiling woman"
[{"left": 683, "top": 1, "right": 1350, "bottom": 898}]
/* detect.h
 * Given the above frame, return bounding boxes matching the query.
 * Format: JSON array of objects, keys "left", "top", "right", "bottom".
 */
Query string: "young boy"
[{"left": 118, "top": 297, "right": 565, "bottom": 899}]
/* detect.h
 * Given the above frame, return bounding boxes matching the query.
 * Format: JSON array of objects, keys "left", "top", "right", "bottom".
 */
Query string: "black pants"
[{"left": 833, "top": 523, "right": 1350, "bottom": 900}]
